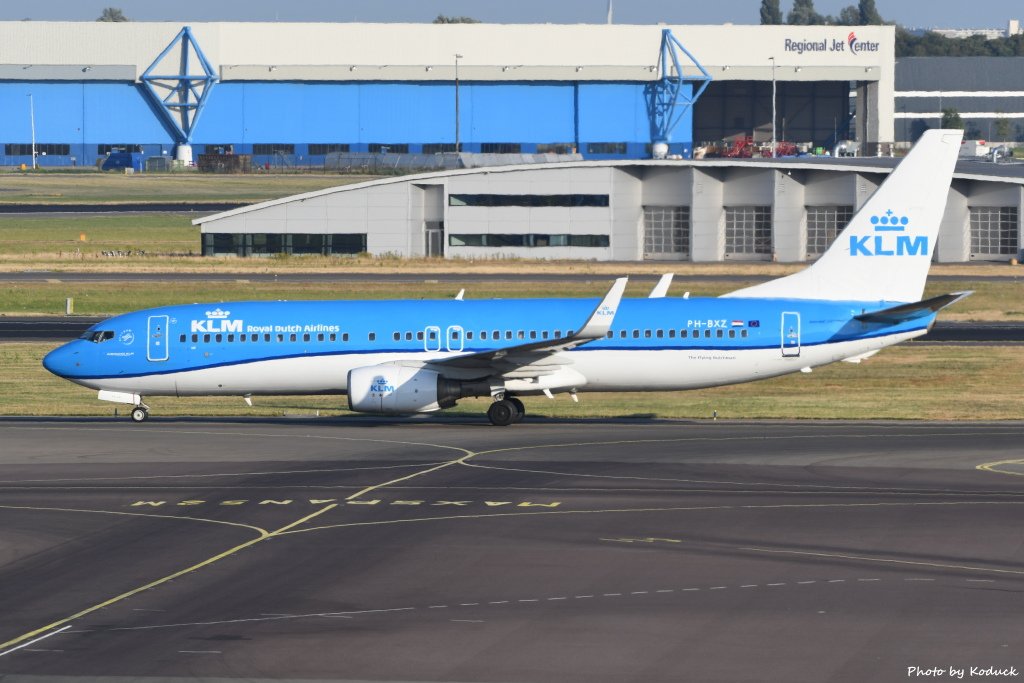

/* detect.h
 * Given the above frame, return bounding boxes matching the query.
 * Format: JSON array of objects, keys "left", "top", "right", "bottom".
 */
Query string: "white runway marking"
[{"left": 0, "top": 625, "right": 73, "bottom": 658}]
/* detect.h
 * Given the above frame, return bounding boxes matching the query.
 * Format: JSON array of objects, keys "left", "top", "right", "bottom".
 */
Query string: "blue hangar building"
[{"left": 0, "top": 22, "right": 895, "bottom": 167}]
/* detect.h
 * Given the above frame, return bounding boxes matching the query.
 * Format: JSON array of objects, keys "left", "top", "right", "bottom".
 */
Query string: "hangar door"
[{"left": 643, "top": 206, "right": 690, "bottom": 260}]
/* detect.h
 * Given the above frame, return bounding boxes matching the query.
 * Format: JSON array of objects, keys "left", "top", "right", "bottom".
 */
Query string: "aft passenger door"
[
  {"left": 147, "top": 314, "right": 170, "bottom": 362},
  {"left": 781, "top": 312, "right": 800, "bottom": 357}
]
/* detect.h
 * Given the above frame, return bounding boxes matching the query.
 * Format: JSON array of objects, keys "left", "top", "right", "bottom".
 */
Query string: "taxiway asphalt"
[{"left": 0, "top": 418, "right": 1022, "bottom": 682}]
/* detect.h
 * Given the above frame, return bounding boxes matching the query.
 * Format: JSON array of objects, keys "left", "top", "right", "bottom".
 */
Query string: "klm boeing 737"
[{"left": 43, "top": 130, "right": 969, "bottom": 426}]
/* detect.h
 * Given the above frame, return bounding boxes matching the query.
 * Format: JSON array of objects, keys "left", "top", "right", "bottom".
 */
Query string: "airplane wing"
[
  {"left": 648, "top": 273, "right": 673, "bottom": 298},
  {"left": 427, "top": 277, "right": 627, "bottom": 377},
  {"left": 854, "top": 291, "right": 972, "bottom": 324}
]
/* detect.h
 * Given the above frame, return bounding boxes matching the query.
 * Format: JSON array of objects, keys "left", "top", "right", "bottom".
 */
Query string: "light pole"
[
  {"left": 454, "top": 54, "right": 463, "bottom": 153},
  {"left": 769, "top": 56, "right": 776, "bottom": 158},
  {"left": 28, "top": 93, "right": 37, "bottom": 169}
]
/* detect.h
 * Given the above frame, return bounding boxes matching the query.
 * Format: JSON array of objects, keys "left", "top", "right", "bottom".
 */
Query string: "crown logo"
[
  {"left": 205, "top": 308, "right": 231, "bottom": 319},
  {"left": 870, "top": 210, "right": 908, "bottom": 232}
]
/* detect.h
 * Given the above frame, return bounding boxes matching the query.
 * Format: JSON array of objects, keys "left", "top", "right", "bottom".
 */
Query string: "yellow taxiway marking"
[
  {"left": 280, "top": 498, "right": 1024, "bottom": 536},
  {"left": 0, "top": 504, "right": 269, "bottom": 536},
  {"left": 0, "top": 504, "right": 336, "bottom": 653},
  {"left": 976, "top": 459, "right": 1024, "bottom": 478},
  {"left": 345, "top": 449, "right": 475, "bottom": 501}
]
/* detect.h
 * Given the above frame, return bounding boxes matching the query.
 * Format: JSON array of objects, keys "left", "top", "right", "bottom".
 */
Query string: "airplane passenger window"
[
  {"left": 405, "top": 332, "right": 413, "bottom": 341},
  {"left": 632, "top": 330, "right": 640, "bottom": 338},
  {"left": 644, "top": 330, "right": 652, "bottom": 338},
  {"left": 606, "top": 331, "right": 613, "bottom": 339},
  {"left": 716, "top": 330, "right": 723, "bottom": 338},
  {"left": 277, "top": 334, "right": 284, "bottom": 342},
  {"left": 428, "top": 330, "right": 436, "bottom": 341},
  {"left": 466, "top": 331, "right": 473, "bottom": 340},
  {"left": 179, "top": 334, "right": 186, "bottom": 343},
  {"left": 620, "top": 330, "right": 627, "bottom": 338},
  {"left": 264, "top": 334, "right": 271, "bottom": 342},
  {"left": 329, "top": 333, "right": 336, "bottom": 342},
  {"left": 393, "top": 332, "right": 401, "bottom": 341},
  {"left": 290, "top": 334, "right": 297, "bottom": 342},
  {"left": 318, "top": 333, "right": 325, "bottom": 342},
  {"left": 554, "top": 330, "right": 562, "bottom": 338},
  {"left": 493, "top": 330, "right": 500, "bottom": 339},
  {"left": 680, "top": 330, "right": 687, "bottom": 338},
  {"left": 505, "top": 331, "right": 512, "bottom": 340},
  {"left": 741, "top": 330, "right": 748, "bottom": 338},
  {"left": 656, "top": 330, "right": 664, "bottom": 338},
  {"left": 204, "top": 334, "right": 211, "bottom": 343},
  {"left": 241, "top": 334, "right": 247, "bottom": 342},
  {"left": 480, "top": 331, "right": 488, "bottom": 340},
  {"left": 228, "top": 334, "right": 235, "bottom": 342},
  {"left": 215, "top": 334, "right": 223, "bottom": 343},
  {"left": 704, "top": 330, "right": 711, "bottom": 338},
  {"left": 729, "top": 330, "right": 736, "bottom": 338},
  {"left": 669, "top": 329, "right": 676, "bottom": 338},
  {"left": 192, "top": 334, "right": 198, "bottom": 343},
  {"left": 517, "top": 331, "right": 525, "bottom": 339},
  {"left": 452, "top": 330, "right": 460, "bottom": 340},
  {"left": 368, "top": 332, "right": 376, "bottom": 341},
  {"left": 542, "top": 331, "right": 549, "bottom": 339},
  {"left": 302, "top": 333, "right": 309, "bottom": 342},
  {"left": 343, "top": 333, "right": 349, "bottom": 342},
  {"left": 416, "top": 331, "right": 423, "bottom": 341},
  {"left": 252, "top": 335, "right": 258, "bottom": 342},
  {"left": 529, "top": 331, "right": 537, "bottom": 340}
]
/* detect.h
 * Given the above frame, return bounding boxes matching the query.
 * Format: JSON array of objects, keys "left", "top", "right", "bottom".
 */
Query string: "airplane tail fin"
[{"left": 723, "top": 129, "right": 963, "bottom": 303}]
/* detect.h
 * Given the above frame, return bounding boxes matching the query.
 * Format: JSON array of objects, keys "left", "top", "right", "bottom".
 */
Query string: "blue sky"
[{"left": 5, "top": 1, "right": 1021, "bottom": 29}]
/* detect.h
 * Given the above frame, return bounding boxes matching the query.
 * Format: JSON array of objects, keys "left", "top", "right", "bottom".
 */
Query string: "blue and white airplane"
[{"left": 44, "top": 130, "right": 969, "bottom": 425}]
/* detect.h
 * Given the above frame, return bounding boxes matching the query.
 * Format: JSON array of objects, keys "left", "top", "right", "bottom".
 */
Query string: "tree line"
[{"left": 761, "top": 0, "right": 1024, "bottom": 56}]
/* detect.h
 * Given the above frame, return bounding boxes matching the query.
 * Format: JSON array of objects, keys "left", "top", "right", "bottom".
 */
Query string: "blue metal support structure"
[
  {"left": 140, "top": 26, "right": 217, "bottom": 144},
  {"left": 648, "top": 28, "right": 712, "bottom": 147}
]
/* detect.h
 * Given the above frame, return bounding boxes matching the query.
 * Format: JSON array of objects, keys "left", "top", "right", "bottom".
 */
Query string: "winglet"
[
  {"left": 454, "top": 288, "right": 465, "bottom": 301},
  {"left": 648, "top": 273, "right": 673, "bottom": 298},
  {"left": 576, "top": 277, "right": 628, "bottom": 339}
]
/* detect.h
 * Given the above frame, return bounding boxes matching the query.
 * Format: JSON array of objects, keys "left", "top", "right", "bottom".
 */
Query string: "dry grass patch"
[{"left": 3, "top": 343, "right": 1021, "bottom": 420}]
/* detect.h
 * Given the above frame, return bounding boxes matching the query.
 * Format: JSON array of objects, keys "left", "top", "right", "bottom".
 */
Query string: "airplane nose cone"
[{"left": 43, "top": 343, "right": 79, "bottom": 378}]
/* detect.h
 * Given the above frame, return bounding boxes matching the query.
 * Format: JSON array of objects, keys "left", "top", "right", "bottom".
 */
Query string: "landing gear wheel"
[
  {"left": 507, "top": 397, "right": 526, "bottom": 423},
  {"left": 130, "top": 406, "right": 149, "bottom": 423},
  {"left": 487, "top": 399, "right": 516, "bottom": 426}
]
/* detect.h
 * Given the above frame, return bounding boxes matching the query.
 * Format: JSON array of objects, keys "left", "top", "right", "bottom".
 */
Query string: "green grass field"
[
  {"left": 0, "top": 278, "right": 1019, "bottom": 320},
  {"left": 0, "top": 214, "right": 198, "bottom": 255},
  {"left": 3, "top": 342, "right": 1021, "bottom": 420},
  {"left": 0, "top": 172, "right": 373, "bottom": 204}
]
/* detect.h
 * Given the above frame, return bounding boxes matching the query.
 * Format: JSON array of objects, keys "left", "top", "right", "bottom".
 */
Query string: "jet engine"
[{"left": 347, "top": 365, "right": 491, "bottom": 414}]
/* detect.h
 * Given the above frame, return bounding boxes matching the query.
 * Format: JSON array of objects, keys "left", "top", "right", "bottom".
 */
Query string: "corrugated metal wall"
[{"left": 0, "top": 80, "right": 693, "bottom": 166}]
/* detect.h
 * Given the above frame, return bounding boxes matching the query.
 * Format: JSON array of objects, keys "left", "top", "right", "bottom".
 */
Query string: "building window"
[
  {"left": 725, "top": 206, "right": 772, "bottom": 257},
  {"left": 252, "top": 143, "right": 295, "bottom": 155},
  {"left": 97, "top": 144, "right": 136, "bottom": 155},
  {"left": 448, "top": 194, "right": 609, "bottom": 208},
  {"left": 368, "top": 143, "right": 409, "bottom": 154},
  {"left": 308, "top": 143, "right": 349, "bottom": 155},
  {"left": 643, "top": 206, "right": 691, "bottom": 257},
  {"left": 448, "top": 234, "right": 609, "bottom": 248},
  {"left": 480, "top": 143, "right": 522, "bottom": 154},
  {"left": 329, "top": 234, "right": 367, "bottom": 255},
  {"left": 5, "top": 143, "right": 71, "bottom": 156},
  {"left": 249, "top": 233, "right": 285, "bottom": 255},
  {"left": 970, "top": 206, "right": 1018, "bottom": 257},
  {"left": 422, "top": 143, "right": 456, "bottom": 154},
  {"left": 806, "top": 206, "right": 854, "bottom": 258},
  {"left": 203, "top": 233, "right": 245, "bottom": 257},
  {"left": 290, "top": 234, "right": 326, "bottom": 255},
  {"left": 536, "top": 143, "right": 574, "bottom": 154},
  {"left": 586, "top": 142, "right": 628, "bottom": 155}
]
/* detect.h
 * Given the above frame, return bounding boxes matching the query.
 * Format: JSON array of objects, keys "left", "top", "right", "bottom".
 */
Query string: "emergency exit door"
[{"left": 781, "top": 312, "right": 801, "bottom": 357}]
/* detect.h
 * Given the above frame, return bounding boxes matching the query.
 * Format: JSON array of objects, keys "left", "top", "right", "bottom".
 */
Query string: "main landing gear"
[
  {"left": 130, "top": 405, "right": 150, "bottom": 423},
  {"left": 487, "top": 396, "right": 525, "bottom": 426}
]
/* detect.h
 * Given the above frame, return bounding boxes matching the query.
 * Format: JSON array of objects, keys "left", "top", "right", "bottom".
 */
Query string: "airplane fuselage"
[{"left": 43, "top": 296, "right": 931, "bottom": 398}]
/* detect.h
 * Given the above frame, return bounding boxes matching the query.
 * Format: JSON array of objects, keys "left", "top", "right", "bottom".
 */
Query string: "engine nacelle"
[{"left": 347, "top": 365, "right": 491, "bottom": 414}]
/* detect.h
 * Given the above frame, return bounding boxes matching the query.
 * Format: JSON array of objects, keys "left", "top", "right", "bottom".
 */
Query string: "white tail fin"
[{"left": 723, "top": 129, "right": 963, "bottom": 303}]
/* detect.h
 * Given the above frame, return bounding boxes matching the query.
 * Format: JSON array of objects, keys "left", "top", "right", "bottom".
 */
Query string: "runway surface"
[
  {"left": 0, "top": 418, "right": 1022, "bottom": 682},
  {"left": 3, "top": 316, "right": 1021, "bottom": 343}
]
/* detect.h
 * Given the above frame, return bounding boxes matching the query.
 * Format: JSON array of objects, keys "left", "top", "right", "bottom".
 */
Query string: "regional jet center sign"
[{"left": 784, "top": 31, "right": 881, "bottom": 56}]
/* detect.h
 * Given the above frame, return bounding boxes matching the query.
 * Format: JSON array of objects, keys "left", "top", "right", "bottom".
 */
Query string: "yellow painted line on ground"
[
  {"left": 738, "top": 545, "right": 1024, "bottom": 577},
  {"left": 0, "top": 504, "right": 336, "bottom": 653},
  {"left": 280, "top": 498, "right": 1024, "bottom": 536},
  {"left": 345, "top": 449, "right": 476, "bottom": 501},
  {"left": 976, "top": 459, "right": 1024, "bottom": 478},
  {"left": 0, "top": 504, "right": 269, "bottom": 536}
]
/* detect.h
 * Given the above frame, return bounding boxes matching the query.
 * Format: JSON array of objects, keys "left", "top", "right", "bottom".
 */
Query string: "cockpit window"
[{"left": 83, "top": 330, "right": 115, "bottom": 343}]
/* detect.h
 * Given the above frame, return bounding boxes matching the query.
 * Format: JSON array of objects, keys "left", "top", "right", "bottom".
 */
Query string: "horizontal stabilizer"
[{"left": 854, "top": 291, "right": 972, "bottom": 324}]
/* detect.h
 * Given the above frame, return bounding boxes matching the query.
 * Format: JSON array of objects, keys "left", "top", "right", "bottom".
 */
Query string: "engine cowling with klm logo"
[{"left": 347, "top": 365, "right": 491, "bottom": 414}]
